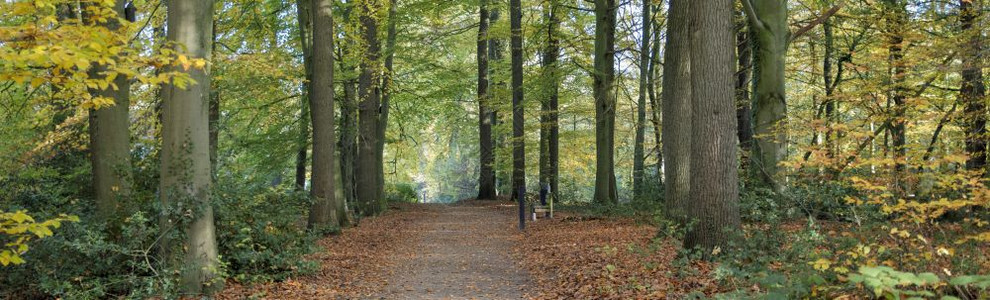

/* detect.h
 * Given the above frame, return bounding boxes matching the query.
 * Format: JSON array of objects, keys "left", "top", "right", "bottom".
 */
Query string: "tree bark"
[
  {"left": 357, "top": 0, "right": 385, "bottom": 215},
  {"left": 162, "top": 0, "right": 219, "bottom": 294},
  {"left": 746, "top": 0, "right": 788, "bottom": 191},
  {"left": 683, "top": 0, "right": 741, "bottom": 255},
  {"left": 593, "top": 0, "right": 618, "bottom": 204},
  {"left": 662, "top": 0, "right": 692, "bottom": 220},
  {"left": 89, "top": 0, "right": 132, "bottom": 223},
  {"left": 540, "top": 0, "right": 561, "bottom": 204},
  {"left": 308, "top": 0, "right": 341, "bottom": 228},
  {"left": 478, "top": 0, "right": 497, "bottom": 200},
  {"left": 510, "top": 0, "right": 525, "bottom": 201},
  {"left": 632, "top": 0, "right": 650, "bottom": 201},
  {"left": 960, "top": 0, "right": 986, "bottom": 172},
  {"left": 295, "top": 0, "right": 314, "bottom": 191}
]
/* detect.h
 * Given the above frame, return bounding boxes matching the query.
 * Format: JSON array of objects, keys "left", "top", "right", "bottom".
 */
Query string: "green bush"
[
  {"left": 386, "top": 182, "right": 419, "bottom": 203},
  {"left": 213, "top": 181, "right": 318, "bottom": 283}
]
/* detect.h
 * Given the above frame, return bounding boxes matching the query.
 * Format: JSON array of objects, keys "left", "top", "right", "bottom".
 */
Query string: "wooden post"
[{"left": 518, "top": 186, "right": 525, "bottom": 230}]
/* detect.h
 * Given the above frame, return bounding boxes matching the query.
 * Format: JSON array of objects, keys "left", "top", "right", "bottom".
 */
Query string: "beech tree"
[
  {"left": 307, "top": 0, "right": 343, "bottom": 228},
  {"left": 88, "top": 0, "right": 132, "bottom": 224},
  {"left": 592, "top": 0, "right": 618, "bottom": 205},
  {"left": 161, "top": 0, "right": 219, "bottom": 294}
]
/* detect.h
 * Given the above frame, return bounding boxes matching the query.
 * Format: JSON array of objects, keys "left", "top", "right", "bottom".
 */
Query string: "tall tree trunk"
[
  {"left": 379, "top": 0, "right": 397, "bottom": 200},
  {"left": 823, "top": 19, "right": 836, "bottom": 160},
  {"left": 883, "top": 0, "right": 907, "bottom": 192},
  {"left": 662, "top": 0, "right": 692, "bottom": 221},
  {"left": 489, "top": 4, "right": 508, "bottom": 197},
  {"left": 478, "top": 0, "right": 497, "bottom": 200},
  {"left": 340, "top": 4, "right": 359, "bottom": 209},
  {"left": 89, "top": 0, "right": 132, "bottom": 223},
  {"left": 648, "top": 9, "right": 662, "bottom": 185},
  {"left": 746, "top": 0, "right": 788, "bottom": 191},
  {"left": 593, "top": 0, "right": 618, "bottom": 205},
  {"left": 632, "top": 0, "right": 651, "bottom": 201},
  {"left": 735, "top": 11, "right": 753, "bottom": 162},
  {"left": 308, "top": 0, "right": 341, "bottom": 228},
  {"left": 510, "top": 0, "right": 525, "bottom": 200},
  {"left": 357, "top": 0, "right": 385, "bottom": 215},
  {"left": 960, "top": 0, "right": 987, "bottom": 172},
  {"left": 162, "top": 0, "right": 219, "bottom": 294},
  {"left": 209, "top": 20, "right": 220, "bottom": 179},
  {"left": 295, "top": 0, "right": 314, "bottom": 191},
  {"left": 683, "top": 0, "right": 741, "bottom": 255},
  {"left": 540, "top": 0, "right": 560, "bottom": 203}
]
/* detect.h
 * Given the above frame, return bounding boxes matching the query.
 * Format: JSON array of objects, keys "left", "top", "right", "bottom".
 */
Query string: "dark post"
[
  {"left": 518, "top": 186, "right": 525, "bottom": 230},
  {"left": 540, "top": 183, "right": 550, "bottom": 218}
]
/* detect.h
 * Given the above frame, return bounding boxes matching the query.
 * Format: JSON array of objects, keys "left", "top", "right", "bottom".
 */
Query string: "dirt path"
[{"left": 374, "top": 202, "right": 531, "bottom": 299}]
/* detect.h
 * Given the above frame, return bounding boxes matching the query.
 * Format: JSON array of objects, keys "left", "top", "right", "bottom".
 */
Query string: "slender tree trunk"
[
  {"left": 648, "top": 9, "right": 662, "bottom": 185},
  {"left": 308, "top": 0, "right": 340, "bottom": 228},
  {"left": 510, "top": 0, "right": 525, "bottom": 200},
  {"left": 632, "top": 0, "right": 651, "bottom": 201},
  {"left": 823, "top": 19, "right": 836, "bottom": 160},
  {"left": 209, "top": 20, "right": 219, "bottom": 178},
  {"left": 295, "top": 0, "right": 314, "bottom": 191},
  {"left": 662, "top": 0, "right": 692, "bottom": 221},
  {"left": 89, "top": 0, "right": 132, "bottom": 223},
  {"left": 747, "top": 0, "right": 788, "bottom": 191},
  {"left": 735, "top": 11, "right": 753, "bottom": 161},
  {"left": 960, "top": 0, "right": 986, "bottom": 172},
  {"left": 379, "top": 0, "right": 397, "bottom": 199},
  {"left": 357, "top": 0, "right": 385, "bottom": 215},
  {"left": 162, "top": 0, "right": 219, "bottom": 294},
  {"left": 683, "top": 0, "right": 741, "bottom": 255},
  {"left": 478, "top": 0, "right": 496, "bottom": 200},
  {"left": 540, "top": 0, "right": 560, "bottom": 203},
  {"left": 340, "top": 4, "right": 359, "bottom": 208},
  {"left": 883, "top": 0, "right": 907, "bottom": 192},
  {"left": 489, "top": 4, "right": 507, "bottom": 197},
  {"left": 593, "top": 0, "right": 618, "bottom": 205}
]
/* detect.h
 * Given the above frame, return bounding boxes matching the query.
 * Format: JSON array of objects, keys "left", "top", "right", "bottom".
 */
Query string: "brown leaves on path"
[
  {"left": 218, "top": 203, "right": 439, "bottom": 299},
  {"left": 511, "top": 212, "right": 719, "bottom": 299}
]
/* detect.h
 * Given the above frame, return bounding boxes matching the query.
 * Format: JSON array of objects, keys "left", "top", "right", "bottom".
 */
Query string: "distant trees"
[{"left": 161, "top": 0, "right": 219, "bottom": 294}]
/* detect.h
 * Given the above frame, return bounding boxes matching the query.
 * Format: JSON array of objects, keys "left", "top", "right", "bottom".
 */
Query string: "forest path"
[{"left": 373, "top": 201, "right": 531, "bottom": 299}]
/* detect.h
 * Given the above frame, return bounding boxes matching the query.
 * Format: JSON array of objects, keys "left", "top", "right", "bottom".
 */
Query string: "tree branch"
[
  {"left": 740, "top": 0, "right": 768, "bottom": 32},
  {"left": 789, "top": 3, "right": 844, "bottom": 43}
]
